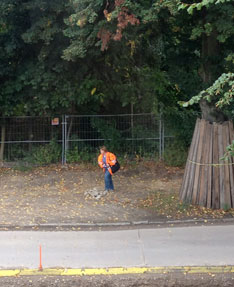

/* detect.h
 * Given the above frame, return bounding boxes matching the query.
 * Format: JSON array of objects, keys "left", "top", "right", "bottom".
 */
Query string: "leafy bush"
[
  {"left": 163, "top": 141, "right": 188, "bottom": 167},
  {"left": 130, "top": 124, "right": 160, "bottom": 157},
  {"left": 221, "top": 140, "right": 234, "bottom": 161},
  {"left": 90, "top": 118, "right": 124, "bottom": 152},
  {"left": 4, "top": 143, "right": 25, "bottom": 161},
  {"left": 66, "top": 146, "right": 96, "bottom": 163},
  {"left": 164, "top": 108, "right": 199, "bottom": 148},
  {"left": 24, "top": 140, "right": 61, "bottom": 165}
]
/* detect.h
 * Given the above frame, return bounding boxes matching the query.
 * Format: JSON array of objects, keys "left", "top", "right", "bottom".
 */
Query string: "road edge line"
[{"left": 0, "top": 266, "right": 234, "bottom": 277}]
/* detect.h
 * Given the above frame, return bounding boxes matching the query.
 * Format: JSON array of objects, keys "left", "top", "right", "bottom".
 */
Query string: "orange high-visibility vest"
[{"left": 98, "top": 152, "right": 117, "bottom": 175}]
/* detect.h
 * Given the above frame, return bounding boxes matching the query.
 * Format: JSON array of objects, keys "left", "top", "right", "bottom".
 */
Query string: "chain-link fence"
[{"left": 0, "top": 114, "right": 175, "bottom": 165}]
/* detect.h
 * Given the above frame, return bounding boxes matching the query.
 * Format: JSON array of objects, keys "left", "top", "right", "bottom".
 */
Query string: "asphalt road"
[
  {"left": 1, "top": 273, "right": 234, "bottom": 287},
  {"left": 0, "top": 224, "right": 234, "bottom": 269}
]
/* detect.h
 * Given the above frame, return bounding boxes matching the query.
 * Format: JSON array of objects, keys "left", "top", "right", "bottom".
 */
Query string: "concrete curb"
[
  {"left": 0, "top": 217, "right": 234, "bottom": 230},
  {"left": 0, "top": 266, "right": 234, "bottom": 277}
]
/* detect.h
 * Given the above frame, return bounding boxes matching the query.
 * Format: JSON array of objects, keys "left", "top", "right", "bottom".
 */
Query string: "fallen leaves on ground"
[
  {"left": 139, "top": 191, "right": 234, "bottom": 219},
  {"left": 1, "top": 162, "right": 230, "bottom": 226}
]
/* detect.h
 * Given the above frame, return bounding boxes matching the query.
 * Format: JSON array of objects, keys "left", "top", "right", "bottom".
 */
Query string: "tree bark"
[
  {"left": 199, "top": 30, "right": 227, "bottom": 123},
  {"left": 180, "top": 23, "right": 233, "bottom": 209},
  {"left": 0, "top": 124, "right": 6, "bottom": 161},
  {"left": 200, "top": 99, "right": 228, "bottom": 123}
]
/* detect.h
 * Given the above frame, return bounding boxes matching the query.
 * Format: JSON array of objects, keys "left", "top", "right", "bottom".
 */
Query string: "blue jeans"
[{"left": 105, "top": 169, "right": 114, "bottom": 190}]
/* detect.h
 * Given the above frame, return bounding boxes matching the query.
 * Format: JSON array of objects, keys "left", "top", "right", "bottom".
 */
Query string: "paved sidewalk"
[{"left": 0, "top": 225, "right": 234, "bottom": 269}]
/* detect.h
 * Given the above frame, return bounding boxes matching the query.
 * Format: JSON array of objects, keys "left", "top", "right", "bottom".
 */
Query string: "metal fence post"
[
  {"left": 62, "top": 115, "right": 68, "bottom": 165},
  {"left": 62, "top": 115, "right": 65, "bottom": 165}
]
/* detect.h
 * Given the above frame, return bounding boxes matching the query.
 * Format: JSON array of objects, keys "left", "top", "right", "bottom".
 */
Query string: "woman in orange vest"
[{"left": 98, "top": 146, "right": 116, "bottom": 192}]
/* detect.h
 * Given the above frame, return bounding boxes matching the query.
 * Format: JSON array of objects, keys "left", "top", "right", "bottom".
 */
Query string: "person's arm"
[
  {"left": 98, "top": 155, "right": 104, "bottom": 168},
  {"left": 109, "top": 153, "right": 117, "bottom": 166}
]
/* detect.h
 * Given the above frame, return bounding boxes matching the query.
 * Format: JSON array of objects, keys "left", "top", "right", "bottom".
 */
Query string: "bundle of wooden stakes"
[{"left": 180, "top": 118, "right": 234, "bottom": 209}]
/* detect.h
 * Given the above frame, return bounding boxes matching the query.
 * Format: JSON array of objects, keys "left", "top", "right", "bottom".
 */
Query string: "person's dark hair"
[{"left": 100, "top": 146, "right": 108, "bottom": 152}]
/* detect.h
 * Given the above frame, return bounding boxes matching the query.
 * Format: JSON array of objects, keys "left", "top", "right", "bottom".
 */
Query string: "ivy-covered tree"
[
  {"left": 178, "top": 0, "right": 234, "bottom": 121},
  {"left": 174, "top": 0, "right": 234, "bottom": 208}
]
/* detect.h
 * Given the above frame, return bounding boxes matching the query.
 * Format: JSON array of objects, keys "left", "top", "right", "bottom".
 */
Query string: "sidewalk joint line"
[{"left": 138, "top": 229, "right": 146, "bottom": 266}]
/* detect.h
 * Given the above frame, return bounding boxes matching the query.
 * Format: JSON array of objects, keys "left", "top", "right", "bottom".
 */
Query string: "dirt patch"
[{"left": 0, "top": 162, "right": 233, "bottom": 228}]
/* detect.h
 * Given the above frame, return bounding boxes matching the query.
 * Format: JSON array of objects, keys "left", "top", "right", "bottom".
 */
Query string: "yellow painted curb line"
[{"left": 0, "top": 266, "right": 234, "bottom": 277}]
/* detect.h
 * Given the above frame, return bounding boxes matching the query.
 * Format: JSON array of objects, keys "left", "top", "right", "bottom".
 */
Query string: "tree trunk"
[
  {"left": 198, "top": 29, "right": 227, "bottom": 123},
  {"left": 0, "top": 123, "right": 6, "bottom": 161},
  {"left": 200, "top": 99, "right": 228, "bottom": 123},
  {"left": 180, "top": 29, "right": 234, "bottom": 209}
]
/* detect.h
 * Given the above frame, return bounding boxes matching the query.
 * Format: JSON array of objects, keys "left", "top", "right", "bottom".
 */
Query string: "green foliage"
[
  {"left": 221, "top": 140, "right": 234, "bottom": 161},
  {"left": 130, "top": 123, "right": 160, "bottom": 156},
  {"left": 91, "top": 118, "right": 124, "bottom": 152},
  {"left": 13, "top": 164, "right": 34, "bottom": 172},
  {"left": 4, "top": 144, "right": 25, "bottom": 161},
  {"left": 164, "top": 108, "right": 199, "bottom": 147},
  {"left": 1, "top": 0, "right": 231, "bottom": 116},
  {"left": 178, "top": 0, "right": 233, "bottom": 15},
  {"left": 0, "top": 1, "right": 28, "bottom": 116},
  {"left": 177, "top": 0, "right": 234, "bottom": 122},
  {"left": 0, "top": 0, "right": 233, "bottom": 164},
  {"left": 163, "top": 141, "right": 188, "bottom": 167},
  {"left": 66, "top": 146, "right": 96, "bottom": 163},
  {"left": 24, "top": 140, "right": 61, "bottom": 165},
  {"left": 223, "top": 203, "right": 231, "bottom": 212},
  {"left": 179, "top": 73, "right": 234, "bottom": 113},
  {"left": 0, "top": 0, "right": 172, "bottom": 116}
]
